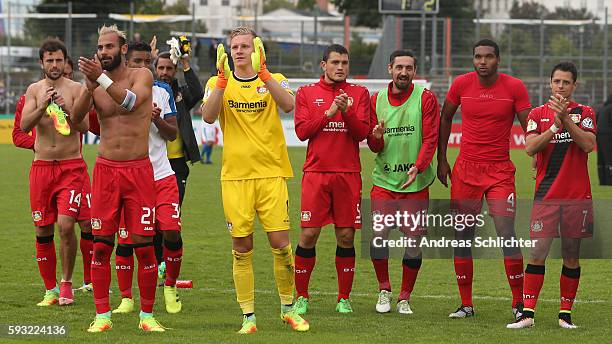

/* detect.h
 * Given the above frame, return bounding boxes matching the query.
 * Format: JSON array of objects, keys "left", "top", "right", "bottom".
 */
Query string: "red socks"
[
  {"left": 335, "top": 246, "right": 355, "bottom": 301},
  {"left": 163, "top": 239, "right": 183, "bottom": 287},
  {"left": 454, "top": 256, "right": 474, "bottom": 307},
  {"left": 35, "top": 235, "right": 57, "bottom": 290},
  {"left": 294, "top": 245, "right": 316, "bottom": 299},
  {"left": 372, "top": 259, "right": 391, "bottom": 291},
  {"left": 91, "top": 240, "right": 114, "bottom": 314},
  {"left": 523, "top": 264, "right": 545, "bottom": 312},
  {"left": 398, "top": 258, "right": 421, "bottom": 301},
  {"left": 560, "top": 266, "right": 581, "bottom": 312},
  {"left": 134, "top": 245, "right": 157, "bottom": 313},
  {"left": 504, "top": 257, "right": 524, "bottom": 308},
  {"left": 115, "top": 245, "right": 134, "bottom": 299},
  {"left": 80, "top": 231, "right": 94, "bottom": 284}
]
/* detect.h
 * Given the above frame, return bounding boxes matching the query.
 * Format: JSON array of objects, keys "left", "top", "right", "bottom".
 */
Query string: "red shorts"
[
  {"left": 77, "top": 168, "right": 92, "bottom": 222},
  {"left": 371, "top": 185, "right": 429, "bottom": 235},
  {"left": 451, "top": 158, "right": 516, "bottom": 218},
  {"left": 91, "top": 157, "right": 156, "bottom": 237},
  {"left": 29, "top": 158, "right": 87, "bottom": 227},
  {"left": 530, "top": 201, "right": 594, "bottom": 238},
  {"left": 117, "top": 175, "right": 181, "bottom": 245},
  {"left": 300, "top": 172, "right": 362, "bottom": 229}
]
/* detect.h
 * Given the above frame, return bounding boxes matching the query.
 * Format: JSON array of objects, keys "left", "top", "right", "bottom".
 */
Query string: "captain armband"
[{"left": 120, "top": 90, "right": 137, "bottom": 111}]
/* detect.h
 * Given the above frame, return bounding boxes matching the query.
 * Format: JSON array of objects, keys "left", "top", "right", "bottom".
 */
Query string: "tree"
[{"left": 264, "top": 0, "right": 296, "bottom": 13}]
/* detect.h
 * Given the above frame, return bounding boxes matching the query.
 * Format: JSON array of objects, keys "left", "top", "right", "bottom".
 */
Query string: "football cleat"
[
  {"left": 513, "top": 301, "right": 524, "bottom": 320},
  {"left": 36, "top": 288, "right": 59, "bottom": 307},
  {"left": 164, "top": 285, "right": 182, "bottom": 314},
  {"left": 46, "top": 101, "right": 70, "bottom": 136},
  {"left": 559, "top": 312, "right": 578, "bottom": 329},
  {"left": 58, "top": 281, "right": 74, "bottom": 306},
  {"left": 336, "top": 298, "right": 353, "bottom": 313},
  {"left": 376, "top": 290, "right": 391, "bottom": 313},
  {"left": 87, "top": 315, "right": 112, "bottom": 333},
  {"left": 293, "top": 296, "right": 309, "bottom": 315},
  {"left": 506, "top": 315, "right": 535, "bottom": 329},
  {"left": 449, "top": 305, "right": 475, "bottom": 318},
  {"left": 158, "top": 261, "right": 166, "bottom": 281},
  {"left": 80, "top": 282, "right": 93, "bottom": 292},
  {"left": 139, "top": 315, "right": 166, "bottom": 332},
  {"left": 281, "top": 309, "right": 309, "bottom": 332},
  {"left": 237, "top": 315, "right": 257, "bottom": 334},
  {"left": 112, "top": 297, "right": 134, "bottom": 314},
  {"left": 397, "top": 300, "right": 413, "bottom": 314}
]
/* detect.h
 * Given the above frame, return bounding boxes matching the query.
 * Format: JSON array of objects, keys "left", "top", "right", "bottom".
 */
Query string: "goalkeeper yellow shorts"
[{"left": 221, "top": 177, "right": 290, "bottom": 237}]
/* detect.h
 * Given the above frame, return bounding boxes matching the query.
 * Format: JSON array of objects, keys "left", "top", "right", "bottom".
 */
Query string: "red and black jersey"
[{"left": 526, "top": 102, "right": 597, "bottom": 200}]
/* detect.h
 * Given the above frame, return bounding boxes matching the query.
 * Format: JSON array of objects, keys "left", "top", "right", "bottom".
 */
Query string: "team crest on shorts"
[
  {"left": 32, "top": 211, "right": 42, "bottom": 222},
  {"left": 301, "top": 211, "right": 311, "bottom": 222},
  {"left": 91, "top": 218, "right": 102, "bottom": 230},
  {"left": 119, "top": 228, "right": 128, "bottom": 239},
  {"left": 531, "top": 220, "right": 543, "bottom": 232}
]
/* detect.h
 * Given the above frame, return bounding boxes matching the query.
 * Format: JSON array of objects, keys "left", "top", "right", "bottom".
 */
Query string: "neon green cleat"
[
  {"left": 158, "top": 262, "right": 166, "bottom": 281},
  {"left": 336, "top": 298, "right": 353, "bottom": 313},
  {"left": 237, "top": 315, "right": 257, "bottom": 334},
  {"left": 36, "top": 289, "right": 59, "bottom": 307},
  {"left": 139, "top": 315, "right": 166, "bottom": 332},
  {"left": 112, "top": 297, "right": 134, "bottom": 314},
  {"left": 164, "top": 285, "right": 182, "bottom": 314},
  {"left": 81, "top": 283, "right": 93, "bottom": 292},
  {"left": 87, "top": 315, "right": 112, "bottom": 333},
  {"left": 46, "top": 101, "right": 70, "bottom": 136},
  {"left": 294, "top": 296, "right": 309, "bottom": 315},
  {"left": 281, "top": 309, "right": 309, "bottom": 332}
]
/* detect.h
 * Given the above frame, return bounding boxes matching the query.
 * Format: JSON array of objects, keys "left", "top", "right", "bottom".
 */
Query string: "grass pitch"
[{"left": 0, "top": 145, "right": 610, "bottom": 343}]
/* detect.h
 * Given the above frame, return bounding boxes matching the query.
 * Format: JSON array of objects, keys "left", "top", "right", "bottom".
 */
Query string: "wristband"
[
  {"left": 549, "top": 123, "right": 560, "bottom": 134},
  {"left": 96, "top": 73, "right": 113, "bottom": 90}
]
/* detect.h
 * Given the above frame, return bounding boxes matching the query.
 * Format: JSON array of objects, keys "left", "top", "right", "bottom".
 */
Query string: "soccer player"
[
  {"left": 73, "top": 25, "right": 163, "bottom": 332},
  {"left": 507, "top": 62, "right": 596, "bottom": 329},
  {"left": 438, "top": 39, "right": 531, "bottom": 319},
  {"left": 14, "top": 57, "right": 96, "bottom": 293},
  {"left": 201, "top": 27, "right": 309, "bottom": 334},
  {"left": 111, "top": 41, "right": 184, "bottom": 315},
  {"left": 20, "top": 38, "right": 90, "bottom": 306},
  {"left": 292, "top": 44, "right": 370, "bottom": 314},
  {"left": 367, "top": 50, "right": 439, "bottom": 314}
]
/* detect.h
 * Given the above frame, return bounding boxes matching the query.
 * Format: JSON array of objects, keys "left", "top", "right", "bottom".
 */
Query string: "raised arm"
[
  {"left": 340, "top": 89, "right": 370, "bottom": 141},
  {"left": 294, "top": 88, "right": 329, "bottom": 141},
  {"left": 201, "top": 77, "right": 224, "bottom": 124}
]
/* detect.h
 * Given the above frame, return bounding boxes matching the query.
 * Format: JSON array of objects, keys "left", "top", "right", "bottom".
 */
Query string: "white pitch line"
[{"left": 14, "top": 283, "right": 608, "bottom": 305}]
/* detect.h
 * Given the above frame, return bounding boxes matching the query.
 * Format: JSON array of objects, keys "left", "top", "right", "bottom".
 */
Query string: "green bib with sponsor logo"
[{"left": 372, "top": 84, "right": 435, "bottom": 192}]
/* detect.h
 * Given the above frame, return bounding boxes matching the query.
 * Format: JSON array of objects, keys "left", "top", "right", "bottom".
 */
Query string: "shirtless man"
[
  {"left": 72, "top": 25, "right": 163, "bottom": 333},
  {"left": 21, "top": 38, "right": 89, "bottom": 307}
]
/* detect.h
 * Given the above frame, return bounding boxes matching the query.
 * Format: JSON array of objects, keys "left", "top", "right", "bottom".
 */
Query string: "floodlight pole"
[
  {"left": 420, "top": 12, "right": 426, "bottom": 77},
  {"left": 5, "top": 1, "right": 11, "bottom": 115},
  {"left": 604, "top": 7, "right": 609, "bottom": 101},
  {"left": 66, "top": 2, "right": 72, "bottom": 56}
]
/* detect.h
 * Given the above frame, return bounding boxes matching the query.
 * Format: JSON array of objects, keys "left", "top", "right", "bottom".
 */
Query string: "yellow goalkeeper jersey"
[{"left": 204, "top": 73, "right": 294, "bottom": 181}]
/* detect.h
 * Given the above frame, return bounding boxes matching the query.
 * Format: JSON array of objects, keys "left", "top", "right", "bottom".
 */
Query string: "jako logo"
[{"left": 228, "top": 100, "right": 267, "bottom": 109}]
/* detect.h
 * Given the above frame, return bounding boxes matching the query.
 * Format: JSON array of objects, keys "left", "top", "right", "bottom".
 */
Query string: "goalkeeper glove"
[
  {"left": 216, "top": 43, "right": 231, "bottom": 89},
  {"left": 251, "top": 37, "right": 271, "bottom": 82}
]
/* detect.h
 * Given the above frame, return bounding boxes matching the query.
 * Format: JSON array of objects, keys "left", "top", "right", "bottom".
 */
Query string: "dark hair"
[
  {"left": 155, "top": 51, "right": 174, "bottom": 67},
  {"left": 473, "top": 38, "right": 499, "bottom": 57},
  {"left": 39, "top": 38, "right": 67, "bottom": 60},
  {"left": 389, "top": 50, "right": 418, "bottom": 67},
  {"left": 127, "top": 40, "right": 152, "bottom": 58},
  {"left": 550, "top": 61, "right": 578, "bottom": 82},
  {"left": 65, "top": 56, "right": 73, "bottom": 69},
  {"left": 322, "top": 44, "right": 348, "bottom": 62}
]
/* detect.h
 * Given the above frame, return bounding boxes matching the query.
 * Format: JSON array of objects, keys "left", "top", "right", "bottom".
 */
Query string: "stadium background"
[{"left": 0, "top": 0, "right": 611, "bottom": 342}]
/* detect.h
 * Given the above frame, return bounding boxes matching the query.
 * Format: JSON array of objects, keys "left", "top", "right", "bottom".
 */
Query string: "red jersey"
[
  {"left": 295, "top": 76, "right": 370, "bottom": 172},
  {"left": 446, "top": 72, "right": 531, "bottom": 162},
  {"left": 367, "top": 82, "right": 440, "bottom": 173},
  {"left": 12, "top": 95, "right": 36, "bottom": 150},
  {"left": 526, "top": 102, "right": 596, "bottom": 200}
]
